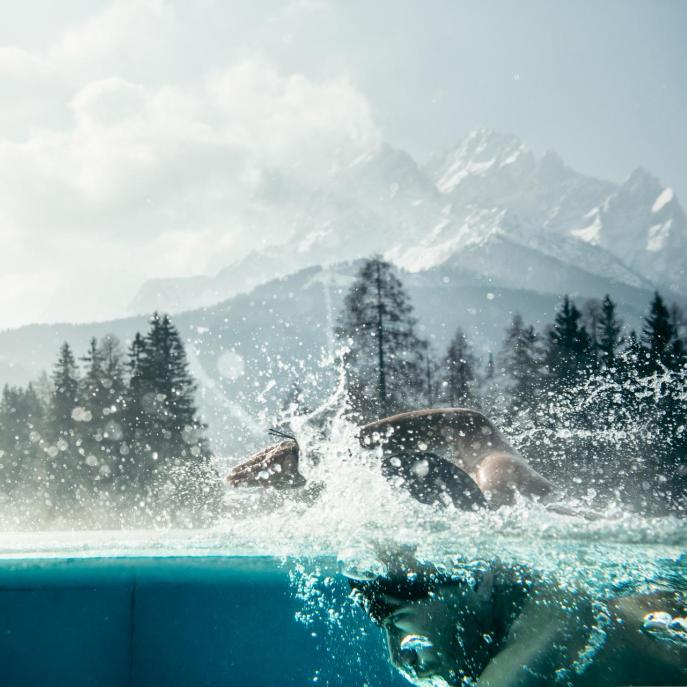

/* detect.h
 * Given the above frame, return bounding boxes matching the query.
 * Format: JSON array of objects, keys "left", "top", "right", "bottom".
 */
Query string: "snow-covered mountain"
[
  {"left": 570, "top": 168, "right": 687, "bottom": 293},
  {"left": 130, "top": 128, "right": 685, "bottom": 315},
  {"left": 425, "top": 129, "right": 615, "bottom": 235}
]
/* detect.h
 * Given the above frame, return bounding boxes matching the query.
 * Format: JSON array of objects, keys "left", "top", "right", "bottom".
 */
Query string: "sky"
[{"left": 0, "top": 0, "right": 685, "bottom": 328}]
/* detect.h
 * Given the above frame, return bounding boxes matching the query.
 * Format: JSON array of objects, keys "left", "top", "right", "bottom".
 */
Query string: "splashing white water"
[{"left": 1, "top": 357, "right": 685, "bottom": 607}]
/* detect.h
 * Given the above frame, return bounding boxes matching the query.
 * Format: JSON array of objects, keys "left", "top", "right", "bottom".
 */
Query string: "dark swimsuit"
[{"left": 382, "top": 450, "right": 487, "bottom": 510}]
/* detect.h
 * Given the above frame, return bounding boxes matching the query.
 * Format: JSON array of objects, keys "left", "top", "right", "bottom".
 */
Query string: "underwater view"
[{"left": 1, "top": 0, "right": 686, "bottom": 685}]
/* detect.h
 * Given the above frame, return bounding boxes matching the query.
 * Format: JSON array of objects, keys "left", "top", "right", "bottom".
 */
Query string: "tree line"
[
  {"left": 0, "top": 313, "right": 221, "bottom": 528},
  {"left": 336, "top": 256, "right": 687, "bottom": 513},
  {"left": 1, "top": 257, "right": 685, "bottom": 525}
]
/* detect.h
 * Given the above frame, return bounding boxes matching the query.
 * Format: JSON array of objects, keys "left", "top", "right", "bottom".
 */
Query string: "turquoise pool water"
[
  {"left": 0, "top": 521, "right": 686, "bottom": 687},
  {"left": 0, "top": 553, "right": 406, "bottom": 687}
]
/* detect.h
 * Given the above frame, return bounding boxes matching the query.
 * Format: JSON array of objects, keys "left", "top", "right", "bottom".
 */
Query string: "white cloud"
[
  {"left": 208, "top": 59, "right": 377, "bottom": 178},
  {"left": 0, "top": 3, "right": 379, "bottom": 328},
  {"left": 49, "top": 0, "right": 173, "bottom": 67},
  {"left": 0, "top": 272, "right": 61, "bottom": 326},
  {"left": 0, "top": 46, "right": 53, "bottom": 80}
]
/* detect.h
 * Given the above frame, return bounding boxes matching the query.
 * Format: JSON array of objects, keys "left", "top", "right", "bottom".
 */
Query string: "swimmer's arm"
[
  {"left": 477, "top": 454, "right": 555, "bottom": 506},
  {"left": 519, "top": 463, "right": 556, "bottom": 499},
  {"left": 226, "top": 440, "right": 306, "bottom": 489},
  {"left": 476, "top": 600, "right": 582, "bottom": 687}
]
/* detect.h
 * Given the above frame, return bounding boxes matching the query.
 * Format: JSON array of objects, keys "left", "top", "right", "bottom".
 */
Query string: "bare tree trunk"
[{"left": 375, "top": 260, "right": 387, "bottom": 415}]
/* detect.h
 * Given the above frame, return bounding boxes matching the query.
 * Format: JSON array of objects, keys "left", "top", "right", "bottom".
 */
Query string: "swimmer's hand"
[
  {"left": 544, "top": 502, "right": 603, "bottom": 521},
  {"left": 226, "top": 440, "right": 307, "bottom": 490}
]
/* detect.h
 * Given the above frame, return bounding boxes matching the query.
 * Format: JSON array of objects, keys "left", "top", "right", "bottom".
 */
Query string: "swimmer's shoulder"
[{"left": 477, "top": 452, "right": 555, "bottom": 502}]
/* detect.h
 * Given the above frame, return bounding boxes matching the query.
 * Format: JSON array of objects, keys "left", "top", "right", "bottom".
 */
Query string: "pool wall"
[{"left": 0, "top": 557, "right": 405, "bottom": 687}]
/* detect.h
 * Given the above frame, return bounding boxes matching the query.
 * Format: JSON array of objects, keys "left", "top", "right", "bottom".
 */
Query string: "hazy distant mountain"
[
  {"left": 129, "top": 128, "right": 686, "bottom": 315},
  {"left": 128, "top": 249, "right": 289, "bottom": 314}
]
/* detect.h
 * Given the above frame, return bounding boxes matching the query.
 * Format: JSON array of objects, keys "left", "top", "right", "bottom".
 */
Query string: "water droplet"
[
  {"left": 338, "top": 547, "right": 387, "bottom": 581},
  {"left": 642, "top": 611, "right": 672, "bottom": 630},
  {"left": 668, "top": 617, "right": 687, "bottom": 633},
  {"left": 411, "top": 459, "right": 430, "bottom": 478},
  {"left": 217, "top": 350, "right": 245, "bottom": 380},
  {"left": 400, "top": 634, "right": 434, "bottom": 651}
]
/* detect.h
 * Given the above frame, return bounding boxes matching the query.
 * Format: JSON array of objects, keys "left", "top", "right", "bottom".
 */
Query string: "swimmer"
[
  {"left": 226, "top": 408, "right": 555, "bottom": 510},
  {"left": 359, "top": 408, "right": 555, "bottom": 508},
  {"left": 349, "top": 553, "right": 687, "bottom": 687}
]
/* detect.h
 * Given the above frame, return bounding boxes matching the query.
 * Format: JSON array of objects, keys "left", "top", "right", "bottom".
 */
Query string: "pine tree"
[
  {"left": 0, "top": 385, "right": 20, "bottom": 494},
  {"left": 47, "top": 343, "right": 81, "bottom": 512},
  {"left": 99, "top": 335, "right": 127, "bottom": 419},
  {"left": 582, "top": 298, "right": 602, "bottom": 363},
  {"left": 640, "top": 296, "right": 687, "bottom": 506},
  {"left": 441, "top": 328, "right": 478, "bottom": 407},
  {"left": 614, "top": 329, "right": 647, "bottom": 452},
  {"left": 336, "top": 257, "right": 425, "bottom": 420},
  {"left": 81, "top": 338, "right": 104, "bottom": 402},
  {"left": 77, "top": 338, "right": 108, "bottom": 496},
  {"left": 125, "top": 333, "right": 147, "bottom": 428},
  {"left": 50, "top": 343, "right": 79, "bottom": 437},
  {"left": 0, "top": 325, "right": 221, "bottom": 526},
  {"left": 640, "top": 291, "right": 684, "bottom": 374},
  {"left": 669, "top": 303, "right": 686, "bottom": 370},
  {"left": 479, "top": 351, "right": 507, "bottom": 423},
  {"left": 140, "top": 314, "right": 201, "bottom": 453},
  {"left": 500, "top": 315, "right": 546, "bottom": 414},
  {"left": 131, "top": 313, "right": 220, "bottom": 522},
  {"left": 597, "top": 295, "right": 623, "bottom": 369},
  {"left": 33, "top": 371, "right": 53, "bottom": 411},
  {"left": 617, "top": 329, "right": 645, "bottom": 394},
  {"left": 546, "top": 296, "right": 592, "bottom": 389},
  {"left": 79, "top": 336, "right": 128, "bottom": 491},
  {"left": 122, "top": 332, "right": 150, "bottom": 497},
  {"left": 0, "top": 384, "right": 46, "bottom": 501},
  {"left": 420, "top": 340, "right": 439, "bottom": 407},
  {"left": 641, "top": 292, "right": 675, "bottom": 371},
  {"left": 667, "top": 305, "right": 687, "bottom": 505}
]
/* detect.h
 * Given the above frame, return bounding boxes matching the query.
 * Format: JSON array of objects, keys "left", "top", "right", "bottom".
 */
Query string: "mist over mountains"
[
  {"left": 1, "top": 128, "right": 684, "bottom": 456},
  {"left": 131, "top": 128, "right": 685, "bottom": 314}
]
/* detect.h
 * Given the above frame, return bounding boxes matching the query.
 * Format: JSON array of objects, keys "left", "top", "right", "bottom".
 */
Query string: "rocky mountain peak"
[
  {"left": 428, "top": 128, "right": 533, "bottom": 194},
  {"left": 129, "top": 129, "right": 687, "bottom": 315}
]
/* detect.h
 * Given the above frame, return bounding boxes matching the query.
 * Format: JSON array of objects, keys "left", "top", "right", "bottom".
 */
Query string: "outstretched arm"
[{"left": 226, "top": 439, "right": 307, "bottom": 489}]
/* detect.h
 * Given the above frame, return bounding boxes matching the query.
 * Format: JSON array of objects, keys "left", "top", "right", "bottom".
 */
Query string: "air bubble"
[{"left": 337, "top": 548, "right": 388, "bottom": 581}]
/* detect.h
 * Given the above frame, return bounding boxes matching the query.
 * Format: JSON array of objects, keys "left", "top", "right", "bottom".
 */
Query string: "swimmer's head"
[
  {"left": 379, "top": 585, "right": 489, "bottom": 686},
  {"left": 349, "top": 553, "right": 510, "bottom": 686}
]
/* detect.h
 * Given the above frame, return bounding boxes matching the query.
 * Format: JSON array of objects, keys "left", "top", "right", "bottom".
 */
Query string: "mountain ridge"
[{"left": 129, "top": 128, "right": 686, "bottom": 316}]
